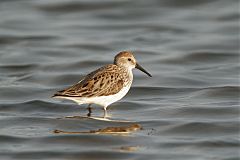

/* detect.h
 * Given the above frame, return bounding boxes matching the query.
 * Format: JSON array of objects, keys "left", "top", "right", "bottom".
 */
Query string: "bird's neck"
[{"left": 120, "top": 66, "right": 133, "bottom": 86}]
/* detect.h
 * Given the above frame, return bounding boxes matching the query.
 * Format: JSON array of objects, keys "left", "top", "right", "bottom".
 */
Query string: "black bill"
[{"left": 135, "top": 63, "right": 152, "bottom": 77}]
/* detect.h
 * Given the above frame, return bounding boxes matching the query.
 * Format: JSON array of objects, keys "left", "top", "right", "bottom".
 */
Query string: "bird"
[{"left": 52, "top": 51, "right": 152, "bottom": 117}]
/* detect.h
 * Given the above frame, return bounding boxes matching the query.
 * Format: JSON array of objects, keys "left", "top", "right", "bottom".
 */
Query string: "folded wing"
[{"left": 53, "top": 65, "right": 124, "bottom": 98}]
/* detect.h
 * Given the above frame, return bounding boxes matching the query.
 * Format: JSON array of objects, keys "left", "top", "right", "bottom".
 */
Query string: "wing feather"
[{"left": 53, "top": 64, "right": 125, "bottom": 98}]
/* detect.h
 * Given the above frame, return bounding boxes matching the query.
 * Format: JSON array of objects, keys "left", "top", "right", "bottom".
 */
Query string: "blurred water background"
[{"left": 0, "top": 0, "right": 239, "bottom": 160}]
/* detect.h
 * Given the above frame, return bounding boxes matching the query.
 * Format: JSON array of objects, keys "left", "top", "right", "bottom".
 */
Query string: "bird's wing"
[{"left": 53, "top": 64, "right": 124, "bottom": 97}]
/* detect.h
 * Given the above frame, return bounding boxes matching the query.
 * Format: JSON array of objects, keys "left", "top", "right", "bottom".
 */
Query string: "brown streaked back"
[{"left": 53, "top": 64, "right": 128, "bottom": 98}]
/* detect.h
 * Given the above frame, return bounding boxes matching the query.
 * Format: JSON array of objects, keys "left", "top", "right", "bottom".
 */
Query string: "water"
[{"left": 0, "top": 0, "right": 239, "bottom": 159}]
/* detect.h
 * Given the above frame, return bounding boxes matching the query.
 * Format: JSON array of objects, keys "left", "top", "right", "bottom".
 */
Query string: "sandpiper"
[{"left": 52, "top": 51, "right": 152, "bottom": 117}]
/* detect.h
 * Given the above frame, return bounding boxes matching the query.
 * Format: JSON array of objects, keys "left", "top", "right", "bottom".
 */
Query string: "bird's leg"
[
  {"left": 87, "top": 104, "right": 92, "bottom": 117},
  {"left": 103, "top": 106, "right": 108, "bottom": 118}
]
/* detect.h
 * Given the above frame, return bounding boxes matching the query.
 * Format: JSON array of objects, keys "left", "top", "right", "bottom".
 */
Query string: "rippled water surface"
[{"left": 0, "top": 0, "right": 239, "bottom": 160}]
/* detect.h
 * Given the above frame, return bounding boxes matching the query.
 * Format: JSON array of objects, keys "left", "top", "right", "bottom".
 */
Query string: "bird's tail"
[{"left": 52, "top": 90, "right": 65, "bottom": 98}]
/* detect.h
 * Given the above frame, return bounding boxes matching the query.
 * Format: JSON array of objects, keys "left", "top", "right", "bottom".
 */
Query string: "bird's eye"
[{"left": 128, "top": 58, "right": 131, "bottom": 61}]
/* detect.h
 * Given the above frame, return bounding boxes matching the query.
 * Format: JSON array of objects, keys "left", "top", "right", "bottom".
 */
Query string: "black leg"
[{"left": 87, "top": 104, "right": 92, "bottom": 117}]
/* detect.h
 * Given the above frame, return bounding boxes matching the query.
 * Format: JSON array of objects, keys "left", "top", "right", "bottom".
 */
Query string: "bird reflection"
[{"left": 53, "top": 124, "right": 142, "bottom": 135}]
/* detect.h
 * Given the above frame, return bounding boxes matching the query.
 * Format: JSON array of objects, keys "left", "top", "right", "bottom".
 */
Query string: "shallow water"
[{"left": 0, "top": 0, "right": 239, "bottom": 160}]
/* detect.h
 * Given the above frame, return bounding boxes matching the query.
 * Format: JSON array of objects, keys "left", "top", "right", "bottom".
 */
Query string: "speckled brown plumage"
[{"left": 53, "top": 64, "right": 130, "bottom": 98}]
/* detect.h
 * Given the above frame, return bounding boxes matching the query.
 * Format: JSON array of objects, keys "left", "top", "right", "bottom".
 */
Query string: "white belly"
[{"left": 65, "top": 84, "right": 131, "bottom": 109}]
